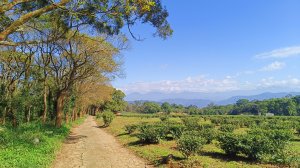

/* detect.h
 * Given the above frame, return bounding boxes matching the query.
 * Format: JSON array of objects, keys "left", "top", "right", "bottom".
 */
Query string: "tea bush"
[
  {"left": 219, "top": 124, "right": 235, "bottom": 132},
  {"left": 124, "top": 124, "right": 138, "bottom": 134},
  {"left": 102, "top": 111, "right": 115, "bottom": 127},
  {"left": 217, "top": 132, "right": 242, "bottom": 156},
  {"left": 177, "top": 131, "right": 206, "bottom": 158},
  {"left": 168, "top": 124, "right": 186, "bottom": 139},
  {"left": 218, "top": 128, "right": 293, "bottom": 162},
  {"left": 160, "top": 115, "right": 170, "bottom": 122},
  {"left": 181, "top": 117, "right": 200, "bottom": 129},
  {"left": 137, "top": 124, "right": 166, "bottom": 144}
]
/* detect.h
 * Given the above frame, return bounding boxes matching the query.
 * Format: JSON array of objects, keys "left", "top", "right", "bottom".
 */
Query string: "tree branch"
[
  {"left": 0, "top": 0, "right": 70, "bottom": 41},
  {"left": 0, "top": 0, "right": 34, "bottom": 13}
]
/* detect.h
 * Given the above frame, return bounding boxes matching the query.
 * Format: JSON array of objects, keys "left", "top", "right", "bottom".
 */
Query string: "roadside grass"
[
  {"left": 96, "top": 116, "right": 300, "bottom": 168},
  {"left": 0, "top": 117, "right": 86, "bottom": 168}
]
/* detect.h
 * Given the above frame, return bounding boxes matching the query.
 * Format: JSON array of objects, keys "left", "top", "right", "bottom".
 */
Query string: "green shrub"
[
  {"left": 217, "top": 132, "right": 242, "bottom": 156},
  {"left": 219, "top": 124, "right": 235, "bottom": 132},
  {"left": 160, "top": 115, "right": 170, "bottom": 122},
  {"left": 124, "top": 124, "right": 138, "bottom": 134},
  {"left": 95, "top": 113, "right": 102, "bottom": 119},
  {"left": 168, "top": 124, "right": 186, "bottom": 139},
  {"left": 181, "top": 117, "right": 200, "bottom": 129},
  {"left": 246, "top": 129, "right": 293, "bottom": 158},
  {"left": 198, "top": 123, "right": 214, "bottom": 130},
  {"left": 177, "top": 131, "right": 206, "bottom": 158},
  {"left": 102, "top": 111, "right": 115, "bottom": 127},
  {"left": 137, "top": 124, "right": 165, "bottom": 144},
  {"left": 296, "top": 126, "right": 300, "bottom": 135},
  {"left": 218, "top": 128, "right": 293, "bottom": 162},
  {"left": 198, "top": 128, "right": 216, "bottom": 144}
]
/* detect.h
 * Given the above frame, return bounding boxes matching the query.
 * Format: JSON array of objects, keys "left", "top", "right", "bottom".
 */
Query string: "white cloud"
[
  {"left": 120, "top": 75, "right": 300, "bottom": 94},
  {"left": 120, "top": 75, "right": 240, "bottom": 93},
  {"left": 257, "top": 77, "right": 300, "bottom": 89},
  {"left": 255, "top": 45, "right": 300, "bottom": 59},
  {"left": 260, "top": 61, "right": 286, "bottom": 72}
]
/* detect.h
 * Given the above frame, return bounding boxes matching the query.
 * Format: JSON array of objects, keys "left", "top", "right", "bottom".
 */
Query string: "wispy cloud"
[
  {"left": 255, "top": 45, "right": 300, "bottom": 59},
  {"left": 121, "top": 75, "right": 240, "bottom": 93},
  {"left": 260, "top": 61, "right": 286, "bottom": 71},
  {"left": 120, "top": 75, "right": 300, "bottom": 94},
  {"left": 258, "top": 77, "right": 300, "bottom": 89}
]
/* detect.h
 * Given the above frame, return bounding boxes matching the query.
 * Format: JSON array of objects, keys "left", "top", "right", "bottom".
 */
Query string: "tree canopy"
[{"left": 0, "top": 0, "right": 173, "bottom": 46}]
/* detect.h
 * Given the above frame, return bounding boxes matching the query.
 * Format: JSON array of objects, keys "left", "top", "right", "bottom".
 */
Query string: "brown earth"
[{"left": 52, "top": 116, "right": 152, "bottom": 168}]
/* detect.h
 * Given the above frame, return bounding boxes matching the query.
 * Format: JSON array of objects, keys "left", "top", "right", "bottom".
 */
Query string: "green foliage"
[
  {"left": 297, "top": 126, "right": 300, "bottom": 135},
  {"left": 219, "top": 124, "right": 236, "bottom": 132},
  {"left": 159, "top": 115, "right": 170, "bottom": 122},
  {"left": 181, "top": 117, "right": 200, "bottom": 129},
  {"left": 161, "top": 102, "right": 172, "bottom": 114},
  {"left": 218, "top": 132, "right": 242, "bottom": 156},
  {"left": 96, "top": 113, "right": 102, "bottom": 119},
  {"left": 142, "top": 102, "right": 161, "bottom": 113},
  {"left": 168, "top": 124, "right": 186, "bottom": 139},
  {"left": 102, "top": 89, "right": 127, "bottom": 113},
  {"left": 198, "top": 128, "right": 216, "bottom": 144},
  {"left": 137, "top": 124, "right": 166, "bottom": 144},
  {"left": 102, "top": 111, "right": 115, "bottom": 127},
  {"left": 124, "top": 124, "right": 138, "bottom": 134},
  {"left": 177, "top": 131, "right": 206, "bottom": 158},
  {"left": 218, "top": 128, "right": 293, "bottom": 162}
]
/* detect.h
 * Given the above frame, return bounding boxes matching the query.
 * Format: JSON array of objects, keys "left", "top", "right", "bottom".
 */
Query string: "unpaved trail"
[{"left": 52, "top": 116, "right": 152, "bottom": 168}]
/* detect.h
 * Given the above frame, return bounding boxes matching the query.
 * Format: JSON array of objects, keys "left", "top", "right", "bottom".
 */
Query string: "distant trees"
[
  {"left": 143, "top": 102, "right": 161, "bottom": 113},
  {"left": 161, "top": 102, "right": 172, "bottom": 114},
  {"left": 125, "top": 96, "right": 300, "bottom": 116}
]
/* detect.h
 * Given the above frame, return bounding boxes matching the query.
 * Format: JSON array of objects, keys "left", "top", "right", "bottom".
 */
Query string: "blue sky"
[{"left": 114, "top": 0, "right": 300, "bottom": 94}]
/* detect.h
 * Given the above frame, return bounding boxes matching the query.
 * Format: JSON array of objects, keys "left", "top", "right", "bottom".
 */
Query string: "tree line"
[
  {"left": 126, "top": 95, "right": 300, "bottom": 116},
  {"left": 0, "top": 0, "right": 172, "bottom": 127}
]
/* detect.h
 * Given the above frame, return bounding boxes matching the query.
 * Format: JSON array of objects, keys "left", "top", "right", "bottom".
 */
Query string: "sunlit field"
[{"left": 97, "top": 114, "right": 300, "bottom": 168}]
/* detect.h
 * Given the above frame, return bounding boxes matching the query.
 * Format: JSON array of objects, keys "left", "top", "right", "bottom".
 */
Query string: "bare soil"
[{"left": 52, "top": 116, "right": 152, "bottom": 168}]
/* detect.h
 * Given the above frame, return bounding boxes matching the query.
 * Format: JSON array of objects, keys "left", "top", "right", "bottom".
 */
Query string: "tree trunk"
[
  {"left": 71, "top": 105, "right": 77, "bottom": 121},
  {"left": 42, "top": 84, "right": 47, "bottom": 123},
  {"left": 65, "top": 112, "right": 69, "bottom": 124},
  {"left": 26, "top": 107, "right": 31, "bottom": 123},
  {"left": 12, "top": 110, "right": 17, "bottom": 127},
  {"left": 2, "top": 106, "right": 7, "bottom": 125},
  {"left": 55, "top": 91, "right": 66, "bottom": 128}
]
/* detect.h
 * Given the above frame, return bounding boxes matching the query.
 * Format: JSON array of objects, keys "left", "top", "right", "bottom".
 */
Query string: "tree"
[
  {"left": 0, "top": 0, "right": 172, "bottom": 46},
  {"left": 161, "top": 102, "right": 172, "bottom": 114},
  {"left": 102, "top": 89, "right": 127, "bottom": 113},
  {"left": 143, "top": 102, "right": 161, "bottom": 113},
  {"left": 45, "top": 32, "right": 119, "bottom": 127}
]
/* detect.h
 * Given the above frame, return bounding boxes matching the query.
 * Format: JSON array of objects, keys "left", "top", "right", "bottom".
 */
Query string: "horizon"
[{"left": 113, "top": 0, "right": 300, "bottom": 98}]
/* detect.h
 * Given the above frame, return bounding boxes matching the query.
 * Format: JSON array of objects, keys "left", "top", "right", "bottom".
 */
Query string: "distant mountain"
[
  {"left": 126, "top": 91, "right": 300, "bottom": 107},
  {"left": 125, "top": 90, "right": 268, "bottom": 102}
]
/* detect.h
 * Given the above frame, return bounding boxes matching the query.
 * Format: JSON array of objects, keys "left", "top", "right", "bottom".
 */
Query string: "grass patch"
[{"left": 0, "top": 117, "right": 86, "bottom": 168}]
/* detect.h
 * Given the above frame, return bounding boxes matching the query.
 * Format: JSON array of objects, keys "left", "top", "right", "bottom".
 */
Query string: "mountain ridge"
[{"left": 126, "top": 91, "right": 300, "bottom": 107}]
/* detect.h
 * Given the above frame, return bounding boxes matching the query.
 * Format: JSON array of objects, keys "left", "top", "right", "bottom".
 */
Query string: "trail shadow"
[
  {"left": 292, "top": 138, "right": 300, "bottom": 142},
  {"left": 99, "top": 125, "right": 108, "bottom": 128},
  {"left": 64, "top": 134, "right": 87, "bottom": 144},
  {"left": 116, "top": 133, "right": 128, "bottom": 137},
  {"left": 154, "top": 154, "right": 185, "bottom": 167},
  {"left": 200, "top": 151, "right": 253, "bottom": 163},
  {"left": 127, "top": 140, "right": 147, "bottom": 146}
]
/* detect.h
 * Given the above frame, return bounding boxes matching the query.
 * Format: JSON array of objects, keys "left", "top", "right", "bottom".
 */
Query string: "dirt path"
[{"left": 52, "top": 116, "right": 152, "bottom": 168}]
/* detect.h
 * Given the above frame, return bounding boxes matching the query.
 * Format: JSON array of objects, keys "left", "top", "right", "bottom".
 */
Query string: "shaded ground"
[{"left": 52, "top": 116, "right": 152, "bottom": 168}]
